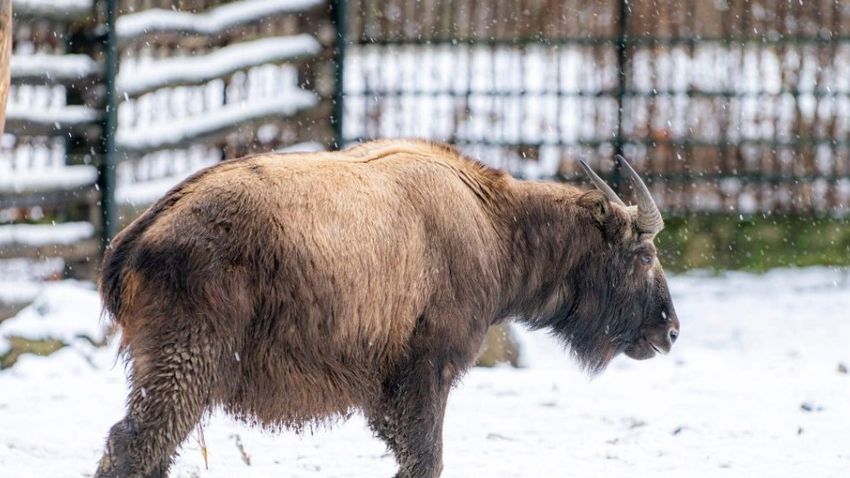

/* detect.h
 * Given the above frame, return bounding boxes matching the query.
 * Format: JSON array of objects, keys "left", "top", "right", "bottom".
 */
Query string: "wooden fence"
[
  {"left": 1, "top": 1, "right": 103, "bottom": 281},
  {"left": 0, "top": 0, "right": 336, "bottom": 290}
]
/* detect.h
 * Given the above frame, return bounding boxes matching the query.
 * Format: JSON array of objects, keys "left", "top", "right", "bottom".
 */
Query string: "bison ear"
[{"left": 578, "top": 190, "right": 611, "bottom": 226}]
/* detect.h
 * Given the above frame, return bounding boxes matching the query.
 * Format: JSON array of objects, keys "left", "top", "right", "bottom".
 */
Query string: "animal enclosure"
[
  {"left": 342, "top": 0, "right": 850, "bottom": 214},
  {"left": 1, "top": 0, "right": 850, "bottom": 285}
]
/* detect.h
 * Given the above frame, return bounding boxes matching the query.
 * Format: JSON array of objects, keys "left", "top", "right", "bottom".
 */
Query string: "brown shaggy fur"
[{"left": 94, "top": 139, "right": 679, "bottom": 478}]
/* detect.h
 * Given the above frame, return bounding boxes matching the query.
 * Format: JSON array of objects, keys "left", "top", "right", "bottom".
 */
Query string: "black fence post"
[
  {"left": 613, "top": 0, "right": 628, "bottom": 193},
  {"left": 330, "top": 0, "right": 347, "bottom": 150},
  {"left": 98, "top": 0, "right": 119, "bottom": 249}
]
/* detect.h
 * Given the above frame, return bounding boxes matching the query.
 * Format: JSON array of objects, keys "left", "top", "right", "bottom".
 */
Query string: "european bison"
[{"left": 95, "top": 140, "right": 679, "bottom": 477}]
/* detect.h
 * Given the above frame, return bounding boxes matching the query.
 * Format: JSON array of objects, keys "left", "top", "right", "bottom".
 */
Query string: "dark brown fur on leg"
[
  {"left": 366, "top": 369, "right": 449, "bottom": 477},
  {"left": 95, "top": 324, "right": 220, "bottom": 478},
  {"left": 367, "top": 315, "right": 480, "bottom": 478},
  {"left": 376, "top": 357, "right": 451, "bottom": 478},
  {"left": 96, "top": 417, "right": 167, "bottom": 478}
]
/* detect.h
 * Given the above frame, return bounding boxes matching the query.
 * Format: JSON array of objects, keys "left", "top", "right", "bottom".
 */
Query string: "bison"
[{"left": 94, "top": 140, "right": 679, "bottom": 478}]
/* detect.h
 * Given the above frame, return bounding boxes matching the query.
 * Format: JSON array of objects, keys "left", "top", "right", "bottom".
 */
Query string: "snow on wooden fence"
[
  {"left": 113, "top": 0, "right": 334, "bottom": 210},
  {"left": 0, "top": 0, "right": 101, "bottom": 284},
  {"left": 0, "top": 0, "right": 337, "bottom": 288}
]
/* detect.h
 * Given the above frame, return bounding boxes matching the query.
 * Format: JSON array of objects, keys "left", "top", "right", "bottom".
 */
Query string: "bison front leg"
[
  {"left": 369, "top": 355, "right": 453, "bottom": 478},
  {"left": 368, "top": 316, "right": 483, "bottom": 478}
]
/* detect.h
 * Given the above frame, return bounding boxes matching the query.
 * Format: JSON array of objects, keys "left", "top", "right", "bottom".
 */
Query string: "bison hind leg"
[
  {"left": 96, "top": 416, "right": 169, "bottom": 478},
  {"left": 95, "top": 327, "right": 225, "bottom": 477}
]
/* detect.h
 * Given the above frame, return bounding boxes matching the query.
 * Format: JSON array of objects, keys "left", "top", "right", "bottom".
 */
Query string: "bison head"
[{"left": 536, "top": 157, "right": 680, "bottom": 373}]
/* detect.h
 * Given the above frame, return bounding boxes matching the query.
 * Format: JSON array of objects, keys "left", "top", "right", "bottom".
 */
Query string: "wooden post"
[{"left": 0, "top": 0, "right": 12, "bottom": 137}]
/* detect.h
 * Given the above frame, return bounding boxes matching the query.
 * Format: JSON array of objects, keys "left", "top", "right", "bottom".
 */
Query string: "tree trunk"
[{"left": 0, "top": 0, "right": 11, "bottom": 137}]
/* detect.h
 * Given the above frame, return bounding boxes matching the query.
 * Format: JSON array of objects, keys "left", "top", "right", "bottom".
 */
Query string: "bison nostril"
[{"left": 669, "top": 328, "right": 679, "bottom": 344}]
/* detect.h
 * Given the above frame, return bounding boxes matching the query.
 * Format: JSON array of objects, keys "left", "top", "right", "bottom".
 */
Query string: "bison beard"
[{"left": 94, "top": 139, "right": 679, "bottom": 478}]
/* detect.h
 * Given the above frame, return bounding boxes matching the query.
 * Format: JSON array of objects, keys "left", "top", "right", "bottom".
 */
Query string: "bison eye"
[{"left": 639, "top": 253, "right": 653, "bottom": 266}]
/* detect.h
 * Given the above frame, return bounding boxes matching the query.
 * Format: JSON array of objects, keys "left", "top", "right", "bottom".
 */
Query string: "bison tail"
[
  {"left": 100, "top": 158, "right": 231, "bottom": 330},
  {"left": 99, "top": 174, "right": 194, "bottom": 328},
  {"left": 99, "top": 224, "right": 143, "bottom": 329},
  {"left": 99, "top": 190, "right": 181, "bottom": 329}
]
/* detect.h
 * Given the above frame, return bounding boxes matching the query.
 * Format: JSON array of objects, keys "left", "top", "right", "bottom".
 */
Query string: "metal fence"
[{"left": 338, "top": 0, "right": 850, "bottom": 214}]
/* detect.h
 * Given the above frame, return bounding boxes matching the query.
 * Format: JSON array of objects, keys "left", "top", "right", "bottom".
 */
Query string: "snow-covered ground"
[{"left": 1, "top": 267, "right": 849, "bottom": 477}]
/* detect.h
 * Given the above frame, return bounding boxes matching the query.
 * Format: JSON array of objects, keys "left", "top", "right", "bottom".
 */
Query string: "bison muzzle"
[{"left": 94, "top": 140, "right": 680, "bottom": 478}]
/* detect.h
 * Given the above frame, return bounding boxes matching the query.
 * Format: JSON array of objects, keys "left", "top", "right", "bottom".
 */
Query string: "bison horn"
[
  {"left": 616, "top": 155, "right": 664, "bottom": 235},
  {"left": 578, "top": 160, "right": 625, "bottom": 207}
]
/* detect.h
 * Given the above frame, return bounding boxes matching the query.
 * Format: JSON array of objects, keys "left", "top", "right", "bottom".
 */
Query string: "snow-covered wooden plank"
[
  {"left": 11, "top": 53, "right": 101, "bottom": 86},
  {"left": 115, "top": 142, "right": 325, "bottom": 208},
  {"left": 0, "top": 222, "right": 94, "bottom": 248},
  {"left": 0, "top": 165, "right": 98, "bottom": 194},
  {"left": 0, "top": 222, "right": 99, "bottom": 261},
  {"left": 4, "top": 104, "right": 101, "bottom": 136},
  {"left": 0, "top": 238, "right": 100, "bottom": 262},
  {"left": 0, "top": 165, "right": 99, "bottom": 209},
  {"left": 12, "top": 0, "right": 92, "bottom": 21},
  {"left": 0, "top": 186, "right": 99, "bottom": 210},
  {"left": 118, "top": 35, "right": 321, "bottom": 98},
  {"left": 116, "top": 175, "right": 188, "bottom": 209},
  {"left": 116, "top": 0, "right": 325, "bottom": 41},
  {"left": 116, "top": 89, "right": 319, "bottom": 154}
]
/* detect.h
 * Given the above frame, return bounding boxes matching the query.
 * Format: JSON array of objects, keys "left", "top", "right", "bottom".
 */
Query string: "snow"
[
  {"left": 115, "top": 175, "right": 181, "bottom": 207},
  {"left": 116, "top": 0, "right": 325, "bottom": 40},
  {"left": 117, "top": 173, "right": 205, "bottom": 207},
  {"left": 114, "top": 142, "right": 326, "bottom": 207},
  {"left": 0, "top": 280, "right": 42, "bottom": 305},
  {"left": 117, "top": 90, "right": 318, "bottom": 152},
  {"left": 4, "top": 104, "right": 101, "bottom": 128},
  {"left": 0, "top": 258, "right": 65, "bottom": 282},
  {"left": 0, "top": 259, "right": 67, "bottom": 306},
  {"left": 0, "top": 222, "right": 95, "bottom": 247},
  {"left": 0, "top": 165, "right": 97, "bottom": 193},
  {"left": 0, "top": 281, "right": 103, "bottom": 355},
  {"left": 118, "top": 35, "right": 321, "bottom": 97},
  {"left": 1, "top": 267, "right": 849, "bottom": 477},
  {"left": 11, "top": 0, "right": 92, "bottom": 18},
  {"left": 10, "top": 54, "right": 100, "bottom": 83}
]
